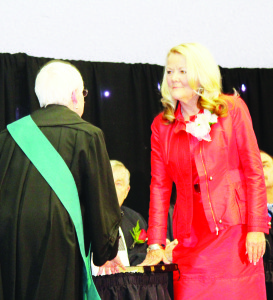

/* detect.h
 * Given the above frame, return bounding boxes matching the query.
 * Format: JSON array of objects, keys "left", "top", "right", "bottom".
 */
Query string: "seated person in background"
[
  {"left": 92, "top": 160, "right": 148, "bottom": 275},
  {"left": 260, "top": 150, "right": 273, "bottom": 299},
  {"left": 114, "top": 160, "right": 178, "bottom": 265},
  {"left": 111, "top": 160, "right": 148, "bottom": 266}
]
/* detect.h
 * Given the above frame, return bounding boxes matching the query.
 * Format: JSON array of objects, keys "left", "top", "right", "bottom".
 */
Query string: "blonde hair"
[
  {"left": 161, "top": 43, "right": 228, "bottom": 123},
  {"left": 35, "top": 60, "right": 84, "bottom": 108},
  {"left": 110, "top": 160, "right": 130, "bottom": 185}
]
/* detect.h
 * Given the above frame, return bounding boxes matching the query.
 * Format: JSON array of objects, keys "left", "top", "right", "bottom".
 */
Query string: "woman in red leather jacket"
[{"left": 140, "top": 43, "right": 270, "bottom": 299}]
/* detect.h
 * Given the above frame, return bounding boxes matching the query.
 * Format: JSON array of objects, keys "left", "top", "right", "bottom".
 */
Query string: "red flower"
[
  {"left": 138, "top": 229, "right": 147, "bottom": 242},
  {"left": 129, "top": 220, "right": 148, "bottom": 249}
]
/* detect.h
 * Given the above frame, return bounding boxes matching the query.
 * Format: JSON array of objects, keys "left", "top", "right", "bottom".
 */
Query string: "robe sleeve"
[{"left": 79, "top": 129, "right": 121, "bottom": 266}]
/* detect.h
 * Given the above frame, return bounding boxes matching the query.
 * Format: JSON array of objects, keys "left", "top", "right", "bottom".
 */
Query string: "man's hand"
[{"left": 97, "top": 255, "right": 126, "bottom": 275}]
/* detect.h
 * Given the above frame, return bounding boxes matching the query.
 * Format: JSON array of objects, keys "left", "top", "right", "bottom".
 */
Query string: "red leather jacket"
[{"left": 147, "top": 95, "right": 269, "bottom": 245}]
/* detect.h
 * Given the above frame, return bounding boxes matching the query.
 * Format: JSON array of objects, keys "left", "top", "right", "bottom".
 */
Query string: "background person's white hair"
[
  {"left": 110, "top": 160, "right": 130, "bottom": 185},
  {"left": 35, "top": 60, "right": 84, "bottom": 107}
]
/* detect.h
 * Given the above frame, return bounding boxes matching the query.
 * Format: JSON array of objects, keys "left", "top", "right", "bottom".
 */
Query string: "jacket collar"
[
  {"left": 31, "top": 105, "right": 88, "bottom": 127},
  {"left": 173, "top": 102, "right": 203, "bottom": 134},
  {"left": 173, "top": 102, "right": 186, "bottom": 133}
]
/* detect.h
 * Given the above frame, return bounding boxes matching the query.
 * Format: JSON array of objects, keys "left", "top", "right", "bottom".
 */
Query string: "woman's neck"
[
  {"left": 180, "top": 103, "right": 200, "bottom": 121},
  {"left": 179, "top": 95, "right": 200, "bottom": 121}
]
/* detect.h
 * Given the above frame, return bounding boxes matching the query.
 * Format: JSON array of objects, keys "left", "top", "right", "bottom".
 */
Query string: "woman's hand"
[
  {"left": 165, "top": 239, "right": 178, "bottom": 262},
  {"left": 138, "top": 248, "right": 170, "bottom": 266},
  {"left": 246, "top": 232, "right": 266, "bottom": 265}
]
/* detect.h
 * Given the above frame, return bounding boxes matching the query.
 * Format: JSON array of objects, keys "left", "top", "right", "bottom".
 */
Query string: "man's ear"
[
  {"left": 72, "top": 90, "right": 78, "bottom": 105},
  {"left": 125, "top": 185, "right": 130, "bottom": 198}
]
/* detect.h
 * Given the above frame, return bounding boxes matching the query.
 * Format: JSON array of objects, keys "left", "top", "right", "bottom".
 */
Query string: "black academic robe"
[
  {"left": 0, "top": 105, "right": 121, "bottom": 300},
  {"left": 120, "top": 206, "right": 148, "bottom": 266}
]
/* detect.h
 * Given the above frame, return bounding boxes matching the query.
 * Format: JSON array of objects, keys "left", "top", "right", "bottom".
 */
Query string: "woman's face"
[{"left": 166, "top": 52, "right": 198, "bottom": 105}]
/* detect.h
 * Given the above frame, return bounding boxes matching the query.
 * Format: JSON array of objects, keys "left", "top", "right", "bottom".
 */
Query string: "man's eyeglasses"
[{"left": 83, "top": 89, "right": 88, "bottom": 97}]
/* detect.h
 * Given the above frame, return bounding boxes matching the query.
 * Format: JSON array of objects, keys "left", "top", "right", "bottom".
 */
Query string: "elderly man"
[
  {"left": 111, "top": 160, "right": 148, "bottom": 266},
  {"left": 92, "top": 160, "right": 148, "bottom": 275},
  {"left": 260, "top": 150, "right": 273, "bottom": 299},
  {"left": 0, "top": 60, "right": 121, "bottom": 299}
]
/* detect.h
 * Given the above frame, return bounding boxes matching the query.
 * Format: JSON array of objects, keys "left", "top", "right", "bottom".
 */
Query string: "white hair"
[
  {"left": 34, "top": 60, "right": 84, "bottom": 107},
  {"left": 110, "top": 160, "right": 130, "bottom": 185}
]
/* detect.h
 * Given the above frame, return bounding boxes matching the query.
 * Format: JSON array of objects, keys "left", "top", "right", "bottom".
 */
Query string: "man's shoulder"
[
  {"left": 121, "top": 206, "right": 147, "bottom": 228},
  {"left": 32, "top": 106, "right": 104, "bottom": 139},
  {"left": 74, "top": 121, "right": 104, "bottom": 139},
  {"left": 121, "top": 206, "right": 143, "bottom": 218}
]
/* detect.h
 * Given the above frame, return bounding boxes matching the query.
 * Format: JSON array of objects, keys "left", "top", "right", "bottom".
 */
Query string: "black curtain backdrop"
[{"left": 1, "top": 53, "right": 273, "bottom": 221}]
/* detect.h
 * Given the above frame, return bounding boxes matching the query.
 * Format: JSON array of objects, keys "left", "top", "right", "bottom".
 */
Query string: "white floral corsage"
[{"left": 185, "top": 109, "right": 218, "bottom": 142}]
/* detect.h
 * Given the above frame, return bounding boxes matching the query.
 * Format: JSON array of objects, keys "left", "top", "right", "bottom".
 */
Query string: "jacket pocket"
[{"left": 234, "top": 184, "right": 247, "bottom": 224}]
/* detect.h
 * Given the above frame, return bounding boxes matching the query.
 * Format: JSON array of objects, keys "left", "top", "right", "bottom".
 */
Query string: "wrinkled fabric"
[
  {"left": 93, "top": 273, "right": 171, "bottom": 300},
  {"left": 172, "top": 158, "right": 266, "bottom": 299},
  {"left": 0, "top": 105, "right": 121, "bottom": 300},
  {"left": 147, "top": 95, "right": 269, "bottom": 245}
]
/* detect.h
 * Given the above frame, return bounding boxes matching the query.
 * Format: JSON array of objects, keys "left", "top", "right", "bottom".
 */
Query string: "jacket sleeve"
[
  {"left": 231, "top": 96, "right": 269, "bottom": 233},
  {"left": 79, "top": 129, "right": 121, "bottom": 266},
  {"left": 147, "top": 116, "right": 173, "bottom": 245}
]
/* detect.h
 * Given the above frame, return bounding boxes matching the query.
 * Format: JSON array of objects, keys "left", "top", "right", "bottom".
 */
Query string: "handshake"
[{"left": 96, "top": 239, "right": 178, "bottom": 275}]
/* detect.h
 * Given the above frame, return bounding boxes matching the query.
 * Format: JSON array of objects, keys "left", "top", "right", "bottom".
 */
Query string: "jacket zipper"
[{"left": 200, "top": 143, "right": 219, "bottom": 235}]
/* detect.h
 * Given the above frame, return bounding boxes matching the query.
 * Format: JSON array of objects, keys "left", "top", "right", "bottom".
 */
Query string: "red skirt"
[{"left": 172, "top": 191, "right": 266, "bottom": 300}]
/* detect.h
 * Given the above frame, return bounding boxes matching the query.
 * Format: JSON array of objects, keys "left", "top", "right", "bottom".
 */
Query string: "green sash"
[{"left": 7, "top": 115, "right": 100, "bottom": 300}]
